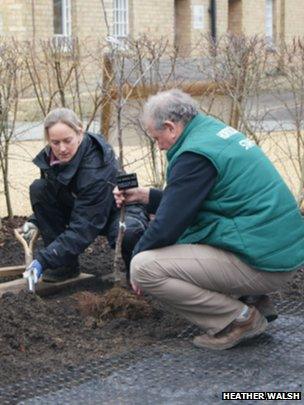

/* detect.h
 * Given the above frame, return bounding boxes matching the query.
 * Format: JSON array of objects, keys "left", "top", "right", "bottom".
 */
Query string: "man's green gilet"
[{"left": 167, "top": 114, "right": 304, "bottom": 272}]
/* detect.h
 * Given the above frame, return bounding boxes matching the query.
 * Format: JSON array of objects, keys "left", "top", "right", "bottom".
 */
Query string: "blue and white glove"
[{"left": 23, "top": 260, "right": 43, "bottom": 292}]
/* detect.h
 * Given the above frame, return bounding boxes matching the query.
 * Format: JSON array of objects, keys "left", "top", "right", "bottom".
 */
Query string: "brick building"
[{"left": 0, "top": 1, "right": 303, "bottom": 48}]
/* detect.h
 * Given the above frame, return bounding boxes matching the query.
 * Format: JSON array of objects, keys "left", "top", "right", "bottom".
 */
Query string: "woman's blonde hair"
[{"left": 44, "top": 108, "right": 83, "bottom": 141}]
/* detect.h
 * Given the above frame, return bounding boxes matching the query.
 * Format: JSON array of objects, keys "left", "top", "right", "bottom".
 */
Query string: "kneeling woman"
[{"left": 22, "top": 108, "right": 148, "bottom": 282}]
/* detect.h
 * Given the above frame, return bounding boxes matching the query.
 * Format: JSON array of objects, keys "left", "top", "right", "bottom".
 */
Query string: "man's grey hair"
[
  {"left": 142, "top": 89, "right": 199, "bottom": 130},
  {"left": 44, "top": 108, "right": 83, "bottom": 140}
]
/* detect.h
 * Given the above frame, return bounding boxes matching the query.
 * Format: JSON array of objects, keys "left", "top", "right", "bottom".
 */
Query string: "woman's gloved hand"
[
  {"left": 23, "top": 259, "right": 43, "bottom": 292},
  {"left": 21, "top": 221, "right": 38, "bottom": 242}
]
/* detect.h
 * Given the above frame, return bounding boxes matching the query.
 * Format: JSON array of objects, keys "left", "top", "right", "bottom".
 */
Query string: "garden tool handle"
[
  {"left": 14, "top": 228, "right": 39, "bottom": 292},
  {"left": 14, "top": 228, "right": 39, "bottom": 267}
]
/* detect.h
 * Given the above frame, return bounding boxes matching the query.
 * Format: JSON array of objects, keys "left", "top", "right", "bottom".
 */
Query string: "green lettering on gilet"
[{"left": 167, "top": 114, "right": 304, "bottom": 271}]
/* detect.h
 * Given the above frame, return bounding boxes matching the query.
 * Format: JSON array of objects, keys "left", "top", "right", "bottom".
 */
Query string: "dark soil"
[
  {"left": 0, "top": 216, "right": 188, "bottom": 388},
  {"left": 0, "top": 216, "right": 303, "bottom": 388}
]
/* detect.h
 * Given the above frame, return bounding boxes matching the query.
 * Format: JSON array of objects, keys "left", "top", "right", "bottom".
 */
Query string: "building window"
[
  {"left": 53, "top": 0, "right": 71, "bottom": 37},
  {"left": 53, "top": 0, "right": 72, "bottom": 50},
  {"left": 192, "top": 5, "right": 204, "bottom": 30},
  {"left": 113, "top": 0, "right": 129, "bottom": 38},
  {"left": 265, "top": 0, "right": 274, "bottom": 46}
]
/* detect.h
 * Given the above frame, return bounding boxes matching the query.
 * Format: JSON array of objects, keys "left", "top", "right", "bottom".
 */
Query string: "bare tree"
[
  {"left": 23, "top": 38, "right": 81, "bottom": 117},
  {"left": 104, "top": 36, "right": 166, "bottom": 281},
  {"left": 2, "top": 32, "right": 303, "bottom": 231},
  {"left": 0, "top": 39, "right": 23, "bottom": 218},
  {"left": 199, "top": 34, "right": 269, "bottom": 144},
  {"left": 24, "top": 37, "right": 110, "bottom": 132},
  {"left": 120, "top": 35, "right": 186, "bottom": 188}
]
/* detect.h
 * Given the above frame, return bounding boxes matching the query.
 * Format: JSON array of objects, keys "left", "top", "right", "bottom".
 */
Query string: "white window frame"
[
  {"left": 192, "top": 5, "right": 204, "bottom": 30},
  {"left": 53, "top": 0, "right": 72, "bottom": 51},
  {"left": 113, "top": 0, "right": 129, "bottom": 39},
  {"left": 265, "top": 0, "right": 274, "bottom": 46}
]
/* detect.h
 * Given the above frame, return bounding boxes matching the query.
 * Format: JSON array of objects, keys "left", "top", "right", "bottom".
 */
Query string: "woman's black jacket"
[{"left": 31, "top": 132, "right": 120, "bottom": 269}]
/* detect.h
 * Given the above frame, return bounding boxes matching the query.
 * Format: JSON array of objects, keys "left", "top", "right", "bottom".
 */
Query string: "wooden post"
[
  {"left": 278, "top": 0, "right": 285, "bottom": 72},
  {"left": 0, "top": 273, "right": 94, "bottom": 297},
  {"left": 279, "top": 0, "right": 286, "bottom": 70},
  {"left": 0, "top": 265, "right": 25, "bottom": 277},
  {"left": 100, "top": 53, "right": 113, "bottom": 140},
  {"left": 280, "top": 0, "right": 285, "bottom": 43},
  {"left": 31, "top": 0, "right": 36, "bottom": 43}
]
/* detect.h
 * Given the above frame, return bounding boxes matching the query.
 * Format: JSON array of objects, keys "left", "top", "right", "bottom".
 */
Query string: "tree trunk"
[
  {"left": 3, "top": 141, "right": 13, "bottom": 218},
  {"left": 112, "top": 206, "right": 126, "bottom": 283}
]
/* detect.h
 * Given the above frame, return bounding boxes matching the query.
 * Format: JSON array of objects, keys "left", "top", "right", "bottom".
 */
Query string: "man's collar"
[{"left": 166, "top": 114, "right": 205, "bottom": 159}]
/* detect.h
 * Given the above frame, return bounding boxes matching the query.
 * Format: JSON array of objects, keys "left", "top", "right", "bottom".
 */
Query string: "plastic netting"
[{"left": 1, "top": 301, "right": 303, "bottom": 404}]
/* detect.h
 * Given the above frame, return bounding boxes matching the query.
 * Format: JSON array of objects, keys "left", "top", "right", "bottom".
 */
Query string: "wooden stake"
[
  {"left": 101, "top": 52, "right": 113, "bottom": 139},
  {"left": 0, "top": 265, "right": 25, "bottom": 277},
  {"left": 0, "top": 273, "right": 94, "bottom": 297}
]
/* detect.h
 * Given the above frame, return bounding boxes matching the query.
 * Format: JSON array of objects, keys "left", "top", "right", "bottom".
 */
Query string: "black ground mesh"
[{"left": 1, "top": 300, "right": 303, "bottom": 404}]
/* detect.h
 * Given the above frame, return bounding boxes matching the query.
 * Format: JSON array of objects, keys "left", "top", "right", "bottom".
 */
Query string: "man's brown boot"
[{"left": 193, "top": 307, "right": 267, "bottom": 351}]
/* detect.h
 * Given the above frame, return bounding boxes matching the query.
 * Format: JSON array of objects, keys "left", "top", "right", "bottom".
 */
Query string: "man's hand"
[
  {"left": 23, "top": 260, "right": 43, "bottom": 292},
  {"left": 21, "top": 222, "right": 38, "bottom": 242},
  {"left": 113, "top": 186, "right": 150, "bottom": 208},
  {"left": 131, "top": 280, "right": 143, "bottom": 296}
]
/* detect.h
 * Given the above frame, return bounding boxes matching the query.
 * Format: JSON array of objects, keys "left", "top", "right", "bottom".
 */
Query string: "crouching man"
[
  {"left": 114, "top": 89, "right": 304, "bottom": 350},
  {"left": 22, "top": 108, "right": 148, "bottom": 283}
]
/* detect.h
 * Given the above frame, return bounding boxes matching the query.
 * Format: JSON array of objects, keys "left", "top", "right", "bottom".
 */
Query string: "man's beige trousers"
[{"left": 130, "top": 244, "right": 294, "bottom": 335}]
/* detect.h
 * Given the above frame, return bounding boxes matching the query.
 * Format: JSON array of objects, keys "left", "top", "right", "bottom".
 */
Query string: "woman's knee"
[
  {"left": 29, "top": 179, "right": 47, "bottom": 206},
  {"left": 122, "top": 226, "right": 144, "bottom": 254}
]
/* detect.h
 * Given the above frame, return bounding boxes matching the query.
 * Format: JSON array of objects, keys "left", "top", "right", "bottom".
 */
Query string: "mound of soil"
[
  {"left": 74, "top": 287, "right": 156, "bottom": 321},
  {"left": 0, "top": 216, "right": 303, "bottom": 388}
]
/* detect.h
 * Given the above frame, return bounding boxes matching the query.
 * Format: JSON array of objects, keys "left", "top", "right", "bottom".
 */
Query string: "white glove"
[
  {"left": 23, "top": 260, "right": 43, "bottom": 292},
  {"left": 22, "top": 222, "right": 38, "bottom": 242}
]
